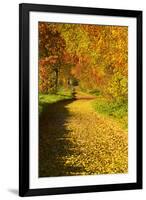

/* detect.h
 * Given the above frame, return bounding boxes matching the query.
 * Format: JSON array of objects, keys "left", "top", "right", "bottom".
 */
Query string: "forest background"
[{"left": 39, "top": 22, "right": 128, "bottom": 128}]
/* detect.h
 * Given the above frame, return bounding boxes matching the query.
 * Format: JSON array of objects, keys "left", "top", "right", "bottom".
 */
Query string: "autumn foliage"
[
  {"left": 39, "top": 23, "right": 128, "bottom": 176},
  {"left": 39, "top": 22, "right": 128, "bottom": 103}
]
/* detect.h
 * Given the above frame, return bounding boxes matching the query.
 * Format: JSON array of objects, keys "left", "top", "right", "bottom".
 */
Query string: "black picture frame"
[{"left": 19, "top": 3, "right": 143, "bottom": 197}]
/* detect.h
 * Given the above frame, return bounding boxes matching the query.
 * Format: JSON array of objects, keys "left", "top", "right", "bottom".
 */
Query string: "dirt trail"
[{"left": 39, "top": 98, "right": 128, "bottom": 177}]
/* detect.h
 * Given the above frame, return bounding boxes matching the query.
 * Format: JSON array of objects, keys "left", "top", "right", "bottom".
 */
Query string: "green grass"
[
  {"left": 39, "top": 89, "right": 73, "bottom": 115},
  {"left": 79, "top": 87, "right": 101, "bottom": 96},
  {"left": 88, "top": 89, "right": 101, "bottom": 96},
  {"left": 92, "top": 97, "right": 128, "bottom": 129}
]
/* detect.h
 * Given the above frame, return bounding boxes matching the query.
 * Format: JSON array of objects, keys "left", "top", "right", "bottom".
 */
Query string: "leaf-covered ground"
[{"left": 39, "top": 98, "right": 128, "bottom": 177}]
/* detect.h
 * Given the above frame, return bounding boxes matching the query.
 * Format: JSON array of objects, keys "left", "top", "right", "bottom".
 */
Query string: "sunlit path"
[{"left": 39, "top": 98, "right": 128, "bottom": 177}]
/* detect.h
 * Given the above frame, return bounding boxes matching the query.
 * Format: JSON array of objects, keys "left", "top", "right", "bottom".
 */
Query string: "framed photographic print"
[{"left": 19, "top": 3, "right": 142, "bottom": 197}]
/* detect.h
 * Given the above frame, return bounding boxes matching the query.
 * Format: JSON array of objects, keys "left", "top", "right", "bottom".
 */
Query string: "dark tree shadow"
[{"left": 39, "top": 99, "right": 85, "bottom": 177}]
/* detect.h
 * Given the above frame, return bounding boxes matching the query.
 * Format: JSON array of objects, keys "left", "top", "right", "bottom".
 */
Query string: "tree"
[
  {"left": 39, "top": 22, "right": 128, "bottom": 103},
  {"left": 39, "top": 22, "right": 66, "bottom": 93}
]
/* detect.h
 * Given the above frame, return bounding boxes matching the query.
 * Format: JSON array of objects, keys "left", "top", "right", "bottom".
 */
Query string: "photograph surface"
[{"left": 38, "top": 22, "right": 128, "bottom": 178}]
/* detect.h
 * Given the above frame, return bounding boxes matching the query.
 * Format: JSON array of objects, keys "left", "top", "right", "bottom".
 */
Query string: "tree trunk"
[{"left": 55, "top": 69, "right": 59, "bottom": 92}]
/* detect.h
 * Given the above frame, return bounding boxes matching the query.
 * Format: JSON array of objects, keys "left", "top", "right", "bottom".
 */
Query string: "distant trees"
[{"left": 39, "top": 22, "right": 128, "bottom": 103}]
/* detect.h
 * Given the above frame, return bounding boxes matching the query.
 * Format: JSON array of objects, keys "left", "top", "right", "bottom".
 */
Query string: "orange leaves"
[
  {"left": 39, "top": 22, "right": 67, "bottom": 93},
  {"left": 39, "top": 22, "right": 66, "bottom": 58},
  {"left": 38, "top": 22, "right": 128, "bottom": 102}
]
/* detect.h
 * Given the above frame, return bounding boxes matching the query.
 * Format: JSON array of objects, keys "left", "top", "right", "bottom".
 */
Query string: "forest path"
[
  {"left": 73, "top": 89, "right": 97, "bottom": 100},
  {"left": 39, "top": 98, "right": 128, "bottom": 177}
]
